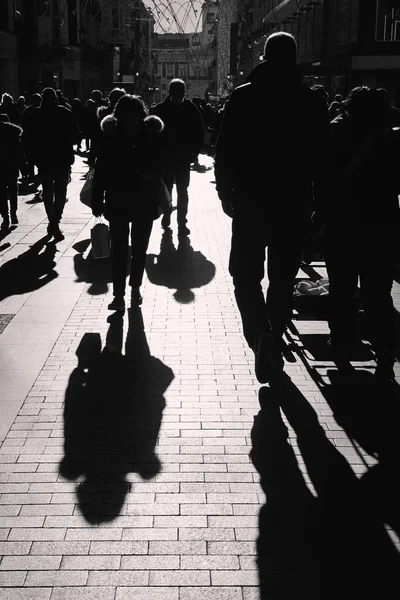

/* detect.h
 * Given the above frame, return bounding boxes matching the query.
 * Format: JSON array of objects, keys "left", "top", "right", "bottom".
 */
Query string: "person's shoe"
[
  {"left": 108, "top": 296, "right": 125, "bottom": 311},
  {"left": 161, "top": 213, "right": 171, "bottom": 230},
  {"left": 0, "top": 219, "right": 10, "bottom": 235},
  {"left": 130, "top": 287, "right": 143, "bottom": 307},
  {"left": 52, "top": 224, "right": 64, "bottom": 241},
  {"left": 254, "top": 331, "right": 283, "bottom": 384},
  {"left": 178, "top": 224, "right": 190, "bottom": 236},
  {"left": 11, "top": 213, "right": 18, "bottom": 226}
]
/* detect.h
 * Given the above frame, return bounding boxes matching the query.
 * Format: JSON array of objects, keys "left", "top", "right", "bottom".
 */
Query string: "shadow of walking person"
[
  {"left": 251, "top": 376, "right": 400, "bottom": 600},
  {"left": 146, "top": 229, "right": 215, "bottom": 303},
  {"left": 72, "top": 239, "right": 112, "bottom": 296},
  {"left": 0, "top": 235, "right": 58, "bottom": 301},
  {"left": 321, "top": 369, "right": 400, "bottom": 558},
  {"left": 59, "top": 308, "right": 174, "bottom": 524}
]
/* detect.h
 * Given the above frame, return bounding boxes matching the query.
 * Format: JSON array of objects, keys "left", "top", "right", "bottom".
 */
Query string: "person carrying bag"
[
  {"left": 91, "top": 217, "right": 110, "bottom": 259},
  {"left": 91, "top": 94, "right": 165, "bottom": 311}
]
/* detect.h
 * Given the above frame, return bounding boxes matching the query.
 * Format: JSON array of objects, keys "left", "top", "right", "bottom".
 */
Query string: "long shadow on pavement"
[
  {"left": 146, "top": 229, "right": 216, "bottom": 303},
  {"left": 59, "top": 308, "right": 174, "bottom": 523},
  {"left": 251, "top": 374, "right": 400, "bottom": 600},
  {"left": 73, "top": 239, "right": 112, "bottom": 295},
  {"left": 0, "top": 235, "right": 58, "bottom": 301}
]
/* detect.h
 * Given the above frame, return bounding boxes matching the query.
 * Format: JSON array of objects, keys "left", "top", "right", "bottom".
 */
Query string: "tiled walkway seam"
[{"left": 0, "top": 155, "right": 399, "bottom": 600}]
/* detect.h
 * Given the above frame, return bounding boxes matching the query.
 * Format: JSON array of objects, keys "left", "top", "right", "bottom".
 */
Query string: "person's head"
[
  {"left": 0, "top": 113, "right": 10, "bottom": 123},
  {"left": 91, "top": 89, "right": 103, "bottom": 104},
  {"left": 41, "top": 87, "right": 58, "bottom": 108},
  {"left": 344, "top": 86, "right": 391, "bottom": 132},
  {"left": 113, "top": 94, "right": 148, "bottom": 135},
  {"left": 264, "top": 32, "right": 297, "bottom": 66},
  {"left": 1, "top": 93, "right": 14, "bottom": 106},
  {"left": 109, "top": 87, "right": 126, "bottom": 109},
  {"left": 31, "top": 93, "right": 42, "bottom": 107},
  {"left": 311, "top": 84, "right": 329, "bottom": 105},
  {"left": 377, "top": 87, "right": 391, "bottom": 106},
  {"left": 72, "top": 98, "right": 82, "bottom": 108},
  {"left": 169, "top": 79, "right": 186, "bottom": 106},
  {"left": 16, "top": 96, "right": 25, "bottom": 108},
  {"left": 333, "top": 94, "right": 343, "bottom": 103},
  {"left": 85, "top": 98, "right": 95, "bottom": 109}
]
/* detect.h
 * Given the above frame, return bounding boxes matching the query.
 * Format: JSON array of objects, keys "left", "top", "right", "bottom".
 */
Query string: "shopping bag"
[
  {"left": 80, "top": 167, "right": 95, "bottom": 208},
  {"left": 91, "top": 218, "right": 110, "bottom": 259}
]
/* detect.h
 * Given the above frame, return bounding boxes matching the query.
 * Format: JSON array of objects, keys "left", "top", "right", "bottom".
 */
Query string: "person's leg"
[
  {"left": 324, "top": 227, "right": 359, "bottom": 348},
  {"left": 109, "top": 218, "right": 130, "bottom": 299},
  {"left": 360, "top": 227, "right": 396, "bottom": 366},
  {"left": 7, "top": 168, "right": 19, "bottom": 224},
  {"left": 266, "top": 225, "right": 304, "bottom": 350},
  {"left": 229, "top": 215, "right": 269, "bottom": 349},
  {"left": 52, "top": 167, "right": 70, "bottom": 227},
  {"left": 161, "top": 165, "right": 174, "bottom": 229},
  {"left": 129, "top": 216, "right": 154, "bottom": 295},
  {"left": 175, "top": 162, "right": 191, "bottom": 232},
  {"left": 39, "top": 169, "right": 55, "bottom": 224},
  {"left": 0, "top": 174, "right": 9, "bottom": 230}
]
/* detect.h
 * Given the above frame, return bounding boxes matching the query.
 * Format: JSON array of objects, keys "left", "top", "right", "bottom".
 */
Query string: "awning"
[{"left": 263, "top": 0, "right": 322, "bottom": 25}]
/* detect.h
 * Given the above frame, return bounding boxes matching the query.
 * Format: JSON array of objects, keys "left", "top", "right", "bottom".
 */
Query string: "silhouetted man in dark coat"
[
  {"left": 152, "top": 79, "right": 204, "bottom": 236},
  {"left": 27, "top": 87, "right": 80, "bottom": 239},
  {"left": 215, "top": 32, "right": 330, "bottom": 383}
]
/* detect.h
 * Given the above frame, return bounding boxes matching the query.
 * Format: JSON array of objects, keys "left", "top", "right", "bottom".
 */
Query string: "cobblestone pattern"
[{"left": 0, "top": 156, "right": 399, "bottom": 599}]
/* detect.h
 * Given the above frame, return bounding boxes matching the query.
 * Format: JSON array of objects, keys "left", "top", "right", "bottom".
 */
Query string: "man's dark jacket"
[
  {"left": 215, "top": 61, "right": 330, "bottom": 221},
  {"left": 26, "top": 104, "right": 81, "bottom": 170},
  {"left": 152, "top": 96, "right": 204, "bottom": 162}
]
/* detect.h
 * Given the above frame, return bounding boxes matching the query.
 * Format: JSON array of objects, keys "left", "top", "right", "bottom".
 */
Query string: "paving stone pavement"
[{"left": 0, "top": 154, "right": 400, "bottom": 599}]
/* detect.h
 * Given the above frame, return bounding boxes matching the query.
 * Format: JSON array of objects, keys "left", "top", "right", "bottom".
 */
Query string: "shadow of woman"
[
  {"left": 145, "top": 229, "right": 216, "bottom": 303},
  {"left": 59, "top": 308, "right": 174, "bottom": 524},
  {"left": 72, "top": 239, "right": 112, "bottom": 295},
  {"left": 251, "top": 376, "right": 400, "bottom": 600},
  {"left": 0, "top": 235, "right": 58, "bottom": 301}
]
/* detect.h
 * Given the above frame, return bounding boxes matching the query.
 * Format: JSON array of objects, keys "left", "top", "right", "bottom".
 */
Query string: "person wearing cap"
[{"left": 215, "top": 32, "right": 330, "bottom": 384}]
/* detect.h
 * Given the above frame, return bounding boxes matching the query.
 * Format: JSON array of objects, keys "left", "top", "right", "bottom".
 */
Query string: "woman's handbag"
[
  {"left": 91, "top": 217, "right": 110, "bottom": 259},
  {"left": 80, "top": 167, "right": 95, "bottom": 208}
]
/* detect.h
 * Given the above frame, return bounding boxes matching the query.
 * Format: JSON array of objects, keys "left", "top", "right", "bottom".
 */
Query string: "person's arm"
[
  {"left": 67, "top": 109, "right": 82, "bottom": 146},
  {"left": 190, "top": 103, "right": 205, "bottom": 157},
  {"left": 309, "top": 94, "right": 332, "bottom": 223},
  {"left": 214, "top": 94, "right": 241, "bottom": 216},
  {"left": 91, "top": 145, "right": 109, "bottom": 217}
]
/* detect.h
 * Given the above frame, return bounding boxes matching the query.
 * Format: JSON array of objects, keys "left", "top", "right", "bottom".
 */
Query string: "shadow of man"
[
  {"left": 0, "top": 235, "right": 58, "bottom": 301},
  {"left": 59, "top": 308, "right": 174, "bottom": 523},
  {"left": 321, "top": 369, "right": 400, "bottom": 560},
  {"left": 72, "top": 239, "right": 112, "bottom": 296},
  {"left": 251, "top": 375, "right": 400, "bottom": 600},
  {"left": 146, "top": 229, "right": 216, "bottom": 303}
]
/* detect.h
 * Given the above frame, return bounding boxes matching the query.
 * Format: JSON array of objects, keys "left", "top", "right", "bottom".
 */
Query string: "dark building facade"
[{"left": 236, "top": 1, "right": 400, "bottom": 104}]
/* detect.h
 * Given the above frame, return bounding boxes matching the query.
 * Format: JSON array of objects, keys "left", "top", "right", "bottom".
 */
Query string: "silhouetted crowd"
[{"left": 0, "top": 30, "right": 399, "bottom": 383}]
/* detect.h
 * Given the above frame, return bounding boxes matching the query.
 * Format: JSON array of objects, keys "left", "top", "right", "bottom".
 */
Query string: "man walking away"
[
  {"left": 215, "top": 32, "right": 330, "bottom": 384},
  {"left": 27, "top": 87, "right": 81, "bottom": 240},
  {"left": 21, "top": 93, "right": 42, "bottom": 182},
  {"left": 0, "top": 114, "right": 27, "bottom": 233},
  {"left": 152, "top": 79, "right": 204, "bottom": 236}
]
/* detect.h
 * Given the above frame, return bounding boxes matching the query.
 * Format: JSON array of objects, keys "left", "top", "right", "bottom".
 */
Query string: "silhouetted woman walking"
[{"left": 92, "top": 94, "right": 164, "bottom": 310}]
